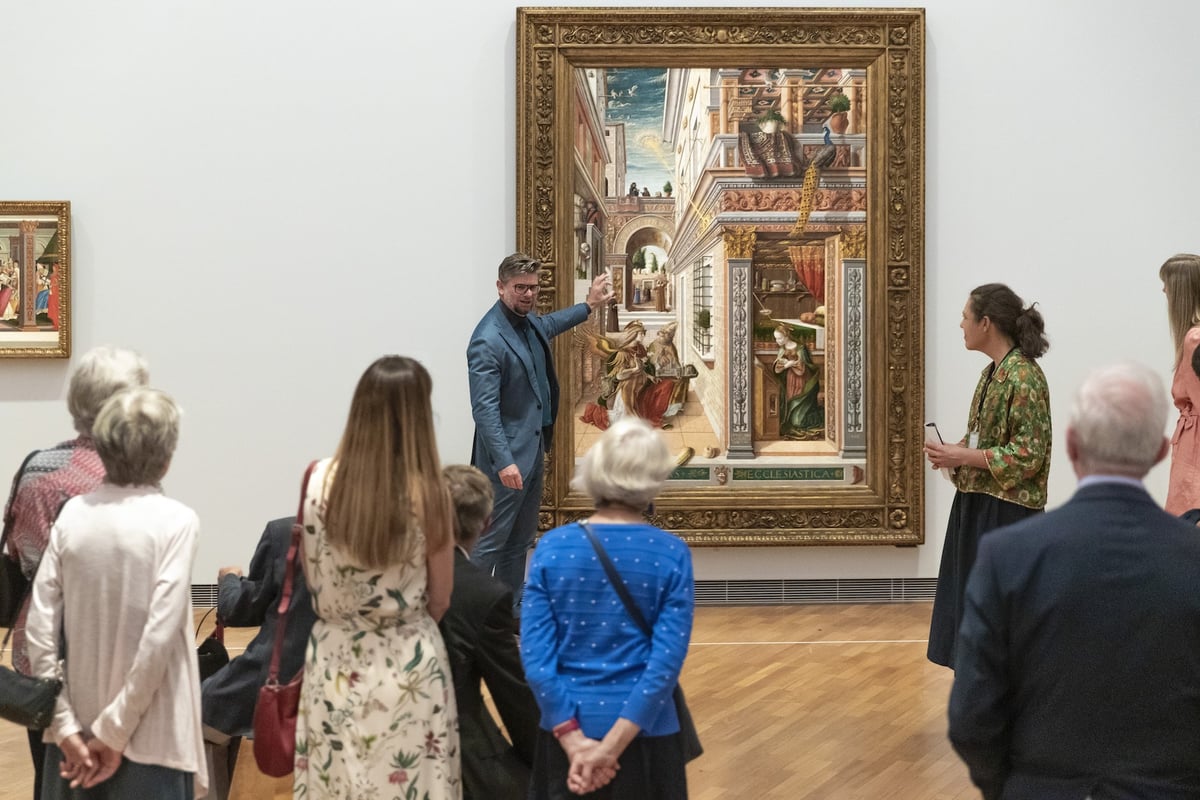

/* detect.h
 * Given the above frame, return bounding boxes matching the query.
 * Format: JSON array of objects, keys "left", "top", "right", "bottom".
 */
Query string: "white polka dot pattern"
[{"left": 517, "top": 522, "right": 694, "bottom": 738}]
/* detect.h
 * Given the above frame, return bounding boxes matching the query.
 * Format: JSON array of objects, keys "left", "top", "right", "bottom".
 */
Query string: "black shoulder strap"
[
  {"left": 580, "top": 521, "right": 652, "bottom": 639},
  {"left": 2, "top": 450, "right": 42, "bottom": 555}
]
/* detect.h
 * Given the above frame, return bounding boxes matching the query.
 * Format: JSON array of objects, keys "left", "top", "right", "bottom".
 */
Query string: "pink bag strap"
[{"left": 266, "top": 460, "right": 317, "bottom": 685}]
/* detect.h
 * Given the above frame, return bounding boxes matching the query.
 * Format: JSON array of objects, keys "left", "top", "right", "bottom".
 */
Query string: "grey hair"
[
  {"left": 93, "top": 388, "right": 181, "bottom": 487},
  {"left": 1068, "top": 362, "right": 1167, "bottom": 477},
  {"left": 67, "top": 346, "right": 150, "bottom": 436},
  {"left": 571, "top": 417, "right": 675, "bottom": 510},
  {"left": 497, "top": 252, "right": 542, "bottom": 283}
]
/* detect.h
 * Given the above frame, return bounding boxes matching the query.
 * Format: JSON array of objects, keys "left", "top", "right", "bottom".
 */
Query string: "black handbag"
[
  {"left": 195, "top": 606, "right": 230, "bottom": 683},
  {"left": 579, "top": 522, "right": 703, "bottom": 762},
  {"left": 0, "top": 639, "right": 62, "bottom": 729},
  {"left": 0, "top": 450, "right": 40, "bottom": 628}
]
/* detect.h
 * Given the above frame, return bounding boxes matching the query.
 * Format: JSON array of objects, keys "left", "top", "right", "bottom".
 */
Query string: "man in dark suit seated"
[
  {"left": 949, "top": 362, "right": 1200, "bottom": 800},
  {"left": 440, "top": 464, "right": 539, "bottom": 800},
  {"left": 200, "top": 517, "right": 317, "bottom": 799}
]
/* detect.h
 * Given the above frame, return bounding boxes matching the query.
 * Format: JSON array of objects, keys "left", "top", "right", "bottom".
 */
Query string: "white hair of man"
[
  {"left": 93, "top": 387, "right": 181, "bottom": 487},
  {"left": 1068, "top": 361, "right": 1168, "bottom": 477},
  {"left": 571, "top": 417, "right": 675, "bottom": 510},
  {"left": 67, "top": 346, "right": 150, "bottom": 436}
]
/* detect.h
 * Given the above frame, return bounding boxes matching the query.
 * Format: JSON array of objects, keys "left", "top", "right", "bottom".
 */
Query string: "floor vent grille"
[
  {"left": 192, "top": 584, "right": 219, "bottom": 607},
  {"left": 695, "top": 577, "right": 936, "bottom": 605},
  {"left": 192, "top": 578, "right": 937, "bottom": 609}
]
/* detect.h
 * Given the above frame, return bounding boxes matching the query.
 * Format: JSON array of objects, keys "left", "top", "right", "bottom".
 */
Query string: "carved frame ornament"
[{"left": 517, "top": 7, "right": 925, "bottom": 546}]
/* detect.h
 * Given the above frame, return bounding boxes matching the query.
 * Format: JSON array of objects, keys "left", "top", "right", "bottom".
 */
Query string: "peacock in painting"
[{"left": 790, "top": 126, "right": 838, "bottom": 238}]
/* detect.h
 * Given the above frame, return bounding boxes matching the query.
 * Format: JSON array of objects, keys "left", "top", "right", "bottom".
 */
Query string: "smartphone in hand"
[
  {"left": 924, "top": 422, "right": 955, "bottom": 482},
  {"left": 924, "top": 422, "right": 944, "bottom": 445}
]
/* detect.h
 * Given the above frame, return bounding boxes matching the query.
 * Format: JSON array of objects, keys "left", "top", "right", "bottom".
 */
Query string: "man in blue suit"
[
  {"left": 467, "top": 252, "right": 610, "bottom": 610},
  {"left": 949, "top": 362, "right": 1200, "bottom": 800}
]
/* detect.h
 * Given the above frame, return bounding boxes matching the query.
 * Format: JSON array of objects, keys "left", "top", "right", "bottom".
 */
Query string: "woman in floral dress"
[
  {"left": 923, "top": 284, "right": 1052, "bottom": 669},
  {"left": 295, "top": 355, "right": 460, "bottom": 799}
]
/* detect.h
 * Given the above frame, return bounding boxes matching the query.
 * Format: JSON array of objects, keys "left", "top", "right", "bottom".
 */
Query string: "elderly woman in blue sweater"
[{"left": 521, "top": 417, "right": 694, "bottom": 799}]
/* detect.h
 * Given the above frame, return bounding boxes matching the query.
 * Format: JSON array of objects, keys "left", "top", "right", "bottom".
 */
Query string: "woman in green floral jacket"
[{"left": 923, "top": 284, "right": 1052, "bottom": 668}]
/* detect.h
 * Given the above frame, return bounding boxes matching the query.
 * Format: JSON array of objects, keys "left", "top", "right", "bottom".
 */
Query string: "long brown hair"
[
  {"left": 323, "top": 356, "right": 451, "bottom": 568},
  {"left": 1159, "top": 254, "right": 1200, "bottom": 364}
]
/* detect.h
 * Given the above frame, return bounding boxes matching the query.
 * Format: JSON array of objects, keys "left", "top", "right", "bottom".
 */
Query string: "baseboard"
[{"left": 193, "top": 577, "right": 937, "bottom": 608}]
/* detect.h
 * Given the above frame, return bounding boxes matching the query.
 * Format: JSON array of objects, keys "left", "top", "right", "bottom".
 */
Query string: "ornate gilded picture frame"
[
  {"left": 517, "top": 8, "right": 925, "bottom": 545},
  {"left": 0, "top": 201, "right": 71, "bottom": 358}
]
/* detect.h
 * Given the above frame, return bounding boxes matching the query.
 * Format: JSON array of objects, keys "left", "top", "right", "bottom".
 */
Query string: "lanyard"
[{"left": 970, "top": 348, "right": 1016, "bottom": 433}]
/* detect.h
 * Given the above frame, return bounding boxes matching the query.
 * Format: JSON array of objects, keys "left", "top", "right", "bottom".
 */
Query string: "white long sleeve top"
[{"left": 26, "top": 484, "right": 208, "bottom": 798}]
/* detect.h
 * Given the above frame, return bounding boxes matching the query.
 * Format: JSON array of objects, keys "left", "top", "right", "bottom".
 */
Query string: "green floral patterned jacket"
[{"left": 952, "top": 349, "right": 1051, "bottom": 509}]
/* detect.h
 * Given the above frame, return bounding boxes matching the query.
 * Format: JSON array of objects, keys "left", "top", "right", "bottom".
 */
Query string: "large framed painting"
[
  {"left": 0, "top": 201, "right": 71, "bottom": 358},
  {"left": 517, "top": 8, "right": 925, "bottom": 545}
]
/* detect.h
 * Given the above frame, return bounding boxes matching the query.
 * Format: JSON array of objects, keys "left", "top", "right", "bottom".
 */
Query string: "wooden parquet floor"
[{"left": 0, "top": 603, "right": 975, "bottom": 799}]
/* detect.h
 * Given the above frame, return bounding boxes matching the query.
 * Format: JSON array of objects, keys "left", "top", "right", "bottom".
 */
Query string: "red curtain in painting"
[{"left": 788, "top": 245, "right": 825, "bottom": 305}]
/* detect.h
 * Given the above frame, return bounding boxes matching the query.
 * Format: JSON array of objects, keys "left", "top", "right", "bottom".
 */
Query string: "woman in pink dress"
[{"left": 1160, "top": 253, "right": 1200, "bottom": 514}]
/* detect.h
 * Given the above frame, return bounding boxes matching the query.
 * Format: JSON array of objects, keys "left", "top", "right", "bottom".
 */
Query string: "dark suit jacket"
[
  {"left": 439, "top": 549, "right": 538, "bottom": 800},
  {"left": 467, "top": 299, "right": 589, "bottom": 477},
  {"left": 949, "top": 482, "right": 1200, "bottom": 800},
  {"left": 201, "top": 517, "right": 317, "bottom": 737}
]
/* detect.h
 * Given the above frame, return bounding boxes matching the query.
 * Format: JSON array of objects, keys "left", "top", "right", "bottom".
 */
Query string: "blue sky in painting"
[{"left": 605, "top": 67, "right": 672, "bottom": 193}]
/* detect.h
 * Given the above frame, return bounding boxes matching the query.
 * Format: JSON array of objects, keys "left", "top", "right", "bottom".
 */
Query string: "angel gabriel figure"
[{"left": 576, "top": 319, "right": 694, "bottom": 432}]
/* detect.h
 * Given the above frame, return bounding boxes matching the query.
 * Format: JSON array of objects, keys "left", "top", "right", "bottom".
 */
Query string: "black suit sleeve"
[
  {"left": 477, "top": 588, "right": 539, "bottom": 765},
  {"left": 947, "top": 537, "right": 1011, "bottom": 800},
  {"left": 217, "top": 522, "right": 282, "bottom": 627}
]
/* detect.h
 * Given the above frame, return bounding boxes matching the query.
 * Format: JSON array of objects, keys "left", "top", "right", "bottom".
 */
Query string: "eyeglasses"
[{"left": 511, "top": 282, "right": 540, "bottom": 295}]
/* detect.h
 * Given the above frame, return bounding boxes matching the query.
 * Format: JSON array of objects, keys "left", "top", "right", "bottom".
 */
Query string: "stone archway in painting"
[{"left": 610, "top": 214, "right": 674, "bottom": 311}]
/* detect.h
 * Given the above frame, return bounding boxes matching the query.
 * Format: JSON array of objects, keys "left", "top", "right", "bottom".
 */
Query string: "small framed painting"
[{"left": 0, "top": 201, "right": 71, "bottom": 358}]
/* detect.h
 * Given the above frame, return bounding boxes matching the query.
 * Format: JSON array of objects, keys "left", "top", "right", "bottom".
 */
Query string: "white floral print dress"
[{"left": 294, "top": 459, "right": 460, "bottom": 799}]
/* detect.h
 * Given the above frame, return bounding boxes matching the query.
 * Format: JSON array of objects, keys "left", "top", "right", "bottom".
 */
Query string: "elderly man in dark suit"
[
  {"left": 949, "top": 362, "right": 1200, "bottom": 800},
  {"left": 200, "top": 517, "right": 317, "bottom": 799},
  {"left": 467, "top": 252, "right": 609, "bottom": 610},
  {"left": 440, "top": 464, "right": 539, "bottom": 800}
]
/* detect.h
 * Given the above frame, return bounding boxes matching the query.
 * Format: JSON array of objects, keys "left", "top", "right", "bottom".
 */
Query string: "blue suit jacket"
[
  {"left": 949, "top": 482, "right": 1200, "bottom": 800},
  {"left": 467, "top": 300, "right": 589, "bottom": 479}
]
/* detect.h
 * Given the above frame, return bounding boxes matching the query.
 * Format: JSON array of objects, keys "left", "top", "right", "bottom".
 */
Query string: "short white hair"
[
  {"left": 1068, "top": 362, "right": 1167, "bottom": 477},
  {"left": 94, "top": 388, "right": 180, "bottom": 486},
  {"left": 572, "top": 417, "right": 675, "bottom": 510},
  {"left": 67, "top": 346, "right": 150, "bottom": 436}
]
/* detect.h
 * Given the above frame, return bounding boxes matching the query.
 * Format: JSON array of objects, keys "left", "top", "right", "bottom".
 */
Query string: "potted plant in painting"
[
  {"left": 663, "top": 180, "right": 673, "bottom": 197},
  {"left": 756, "top": 108, "right": 786, "bottom": 134},
  {"left": 696, "top": 308, "right": 712, "bottom": 330},
  {"left": 826, "top": 92, "right": 851, "bottom": 134}
]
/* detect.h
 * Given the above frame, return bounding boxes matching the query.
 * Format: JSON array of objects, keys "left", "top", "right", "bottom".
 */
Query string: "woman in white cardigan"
[{"left": 27, "top": 387, "right": 206, "bottom": 799}]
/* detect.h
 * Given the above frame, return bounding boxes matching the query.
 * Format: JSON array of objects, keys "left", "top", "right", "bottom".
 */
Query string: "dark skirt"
[
  {"left": 42, "top": 745, "right": 194, "bottom": 800},
  {"left": 527, "top": 728, "right": 688, "bottom": 800},
  {"left": 927, "top": 490, "right": 1041, "bottom": 668}
]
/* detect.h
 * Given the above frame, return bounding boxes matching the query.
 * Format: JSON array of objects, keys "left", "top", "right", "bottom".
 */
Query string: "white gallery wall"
[{"left": 2, "top": 0, "right": 1197, "bottom": 584}]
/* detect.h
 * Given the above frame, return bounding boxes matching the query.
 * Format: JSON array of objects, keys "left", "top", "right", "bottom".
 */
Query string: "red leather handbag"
[{"left": 252, "top": 461, "right": 316, "bottom": 778}]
